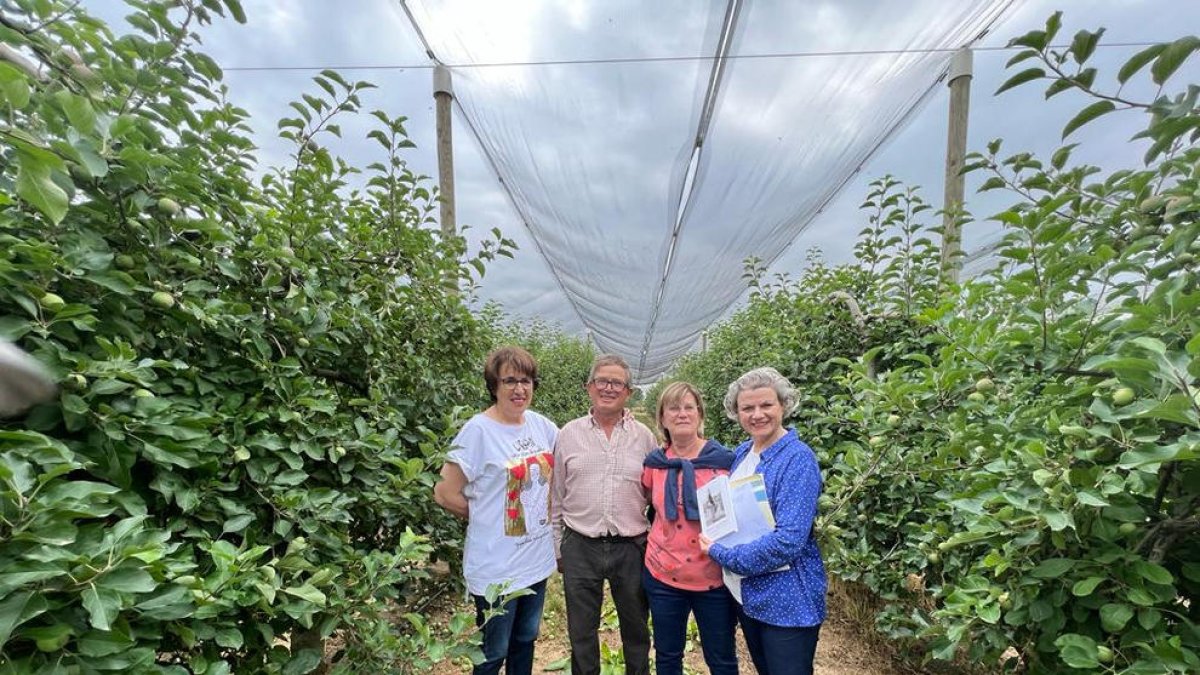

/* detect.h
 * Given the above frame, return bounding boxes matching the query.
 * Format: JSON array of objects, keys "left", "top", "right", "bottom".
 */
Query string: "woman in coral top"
[{"left": 642, "top": 381, "right": 737, "bottom": 675}]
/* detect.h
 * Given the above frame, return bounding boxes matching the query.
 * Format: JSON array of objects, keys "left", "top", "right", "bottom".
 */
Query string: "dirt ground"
[{"left": 430, "top": 574, "right": 915, "bottom": 674}]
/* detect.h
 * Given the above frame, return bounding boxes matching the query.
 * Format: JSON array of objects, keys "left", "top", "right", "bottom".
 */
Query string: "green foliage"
[
  {"left": 662, "top": 17, "right": 1198, "bottom": 674},
  {"left": 0, "top": 1, "right": 501, "bottom": 671}
]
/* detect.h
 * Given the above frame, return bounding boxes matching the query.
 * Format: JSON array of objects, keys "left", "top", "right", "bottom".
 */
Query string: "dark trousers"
[
  {"left": 471, "top": 579, "right": 548, "bottom": 675},
  {"left": 560, "top": 528, "right": 650, "bottom": 675},
  {"left": 737, "top": 607, "right": 820, "bottom": 675},
  {"left": 642, "top": 567, "right": 738, "bottom": 675}
]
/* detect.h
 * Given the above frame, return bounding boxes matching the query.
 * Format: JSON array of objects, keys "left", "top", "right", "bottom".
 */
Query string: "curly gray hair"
[{"left": 723, "top": 367, "right": 798, "bottom": 420}]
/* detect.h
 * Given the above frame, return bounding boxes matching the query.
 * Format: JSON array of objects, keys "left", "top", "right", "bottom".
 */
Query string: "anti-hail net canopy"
[{"left": 401, "top": 0, "right": 1019, "bottom": 382}]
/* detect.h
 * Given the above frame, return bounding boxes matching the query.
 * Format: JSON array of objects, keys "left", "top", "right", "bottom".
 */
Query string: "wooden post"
[
  {"left": 940, "top": 49, "right": 972, "bottom": 284},
  {"left": 433, "top": 65, "right": 456, "bottom": 239},
  {"left": 701, "top": 330, "right": 708, "bottom": 353}
]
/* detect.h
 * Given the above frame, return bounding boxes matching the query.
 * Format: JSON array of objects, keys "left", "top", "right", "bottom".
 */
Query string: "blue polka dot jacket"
[{"left": 709, "top": 428, "right": 827, "bottom": 627}]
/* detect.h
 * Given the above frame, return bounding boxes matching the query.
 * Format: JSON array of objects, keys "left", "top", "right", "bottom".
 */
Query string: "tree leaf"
[
  {"left": 1031, "top": 558, "right": 1075, "bottom": 578},
  {"left": 1043, "top": 11, "right": 1062, "bottom": 43},
  {"left": 97, "top": 566, "right": 156, "bottom": 594},
  {"left": 0, "top": 62, "right": 31, "bottom": 108},
  {"left": 1069, "top": 29, "right": 1104, "bottom": 64},
  {"left": 82, "top": 585, "right": 120, "bottom": 631},
  {"left": 135, "top": 585, "right": 193, "bottom": 620},
  {"left": 1062, "top": 100, "right": 1116, "bottom": 139},
  {"left": 215, "top": 626, "right": 243, "bottom": 649},
  {"left": 977, "top": 601, "right": 1001, "bottom": 624},
  {"left": 0, "top": 591, "right": 44, "bottom": 647},
  {"left": 1119, "top": 44, "right": 1167, "bottom": 83},
  {"left": 1100, "top": 603, "right": 1133, "bottom": 632},
  {"left": 996, "top": 68, "right": 1045, "bottom": 95},
  {"left": 1150, "top": 36, "right": 1200, "bottom": 85},
  {"left": 1044, "top": 78, "right": 1074, "bottom": 99},
  {"left": 1133, "top": 561, "right": 1173, "bottom": 586},
  {"left": 1072, "top": 576, "right": 1104, "bottom": 596},
  {"left": 282, "top": 649, "right": 322, "bottom": 675},
  {"left": 54, "top": 91, "right": 96, "bottom": 135},
  {"left": 282, "top": 584, "right": 326, "bottom": 606},
  {"left": 1054, "top": 634, "right": 1100, "bottom": 669},
  {"left": 222, "top": 0, "right": 247, "bottom": 23},
  {"left": 16, "top": 153, "right": 69, "bottom": 225},
  {"left": 78, "top": 630, "right": 135, "bottom": 657},
  {"left": 222, "top": 514, "right": 254, "bottom": 533}
]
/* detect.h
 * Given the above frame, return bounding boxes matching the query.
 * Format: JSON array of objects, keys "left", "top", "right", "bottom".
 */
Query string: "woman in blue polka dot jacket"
[{"left": 699, "top": 367, "right": 826, "bottom": 675}]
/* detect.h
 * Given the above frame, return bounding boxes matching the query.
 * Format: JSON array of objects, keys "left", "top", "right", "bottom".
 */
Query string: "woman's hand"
[{"left": 698, "top": 534, "right": 714, "bottom": 556}]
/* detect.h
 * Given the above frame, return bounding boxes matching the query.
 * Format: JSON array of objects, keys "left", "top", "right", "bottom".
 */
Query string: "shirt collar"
[
  {"left": 755, "top": 427, "right": 797, "bottom": 458},
  {"left": 588, "top": 407, "right": 633, "bottom": 428}
]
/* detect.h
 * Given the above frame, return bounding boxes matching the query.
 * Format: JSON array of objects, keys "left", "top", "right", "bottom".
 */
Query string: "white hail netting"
[{"left": 401, "top": 0, "right": 1020, "bottom": 382}]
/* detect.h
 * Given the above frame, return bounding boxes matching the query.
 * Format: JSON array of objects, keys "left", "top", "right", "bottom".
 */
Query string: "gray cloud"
[{"left": 81, "top": 0, "right": 1199, "bottom": 375}]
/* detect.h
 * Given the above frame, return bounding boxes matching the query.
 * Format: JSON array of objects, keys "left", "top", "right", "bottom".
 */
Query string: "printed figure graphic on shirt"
[{"left": 505, "top": 448, "right": 554, "bottom": 536}]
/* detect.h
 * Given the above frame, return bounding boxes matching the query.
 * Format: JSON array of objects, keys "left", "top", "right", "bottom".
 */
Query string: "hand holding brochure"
[{"left": 697, "top": 474, "right": 776, "bottom": 547}]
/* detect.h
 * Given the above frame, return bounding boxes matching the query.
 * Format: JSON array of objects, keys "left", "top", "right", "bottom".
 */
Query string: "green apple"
[
  {"left": 157, "top": 197, "right": 181, "bottom": 215},
  {"left": 1112, "top": 387, "right": 1135, "bottom": 406},
  {"left": 974, "top": 377, "right": 995, "bottom": 393},
  {"left": 39, "top": 292, "right": 65, "bottom": 311},
  {"left": 150, "top": 291, "right": 175, "bottom": 309},
  {"left": 886, "top": 414, "right": 902, "bottom": 427}
]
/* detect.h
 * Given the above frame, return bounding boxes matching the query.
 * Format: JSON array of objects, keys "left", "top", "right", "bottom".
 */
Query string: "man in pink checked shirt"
[{"left": 550, "top": 354, "right": 657, "bottom": 675}]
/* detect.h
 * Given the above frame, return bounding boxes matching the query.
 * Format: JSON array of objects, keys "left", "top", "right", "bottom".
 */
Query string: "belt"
[{"left": 569, "top": 527, "right": 645, "bottom": 542}]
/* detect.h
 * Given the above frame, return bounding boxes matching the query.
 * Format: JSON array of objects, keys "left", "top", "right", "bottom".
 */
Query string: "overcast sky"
[{"left": 83, "top": 0, "right": 1200, "bottom": 380}]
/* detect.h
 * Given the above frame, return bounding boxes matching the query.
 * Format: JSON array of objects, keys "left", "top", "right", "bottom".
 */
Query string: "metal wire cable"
[
  {"left": 637, "top": 0, "right": 744, "bottom": 380},
  {"left": 218, "top": 41, "right": 1167, "bottom": 73}
]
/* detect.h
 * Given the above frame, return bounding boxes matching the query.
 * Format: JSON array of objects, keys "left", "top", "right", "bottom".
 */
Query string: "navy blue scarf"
[{"left": 643, "top": 439, "right": 734, "bottom": 521}]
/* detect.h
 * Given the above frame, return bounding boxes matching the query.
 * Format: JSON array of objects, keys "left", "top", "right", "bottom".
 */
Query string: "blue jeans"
[
  {"left": 471, "top": 579, "right": 548, "bottom": 675},
  {"left": 737, "top": 607, "right": 820, "bottom": 675},
  {"left": 642, "top": 568, "right": 738, "bottom": 675}
]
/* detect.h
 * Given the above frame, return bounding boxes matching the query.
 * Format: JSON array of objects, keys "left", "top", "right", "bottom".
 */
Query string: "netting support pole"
[
  {"left": 433, "top": 64, "right": 456, "bottom": 239},
  {"left": 940, "top": 48, "right": 972, "bottom": 285}
]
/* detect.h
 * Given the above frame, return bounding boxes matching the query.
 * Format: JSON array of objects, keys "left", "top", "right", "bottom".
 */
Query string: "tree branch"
[{"left": 313, "top": 368, "right": 367, "bottom": 395}]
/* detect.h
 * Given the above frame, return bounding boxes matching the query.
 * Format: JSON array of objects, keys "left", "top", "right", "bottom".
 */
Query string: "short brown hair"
[
  {"left": 484, "top": 346, "right": 539, "bottom": 403},
  {"left": 656, "top": 381, "right": 705, "bottom": 444},
  {"left": 588, "top": 353, "right": 632, "bottom": 388}
]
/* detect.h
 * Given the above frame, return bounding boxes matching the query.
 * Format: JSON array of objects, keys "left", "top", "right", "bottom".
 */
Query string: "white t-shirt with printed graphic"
[{"left": 448, "top": 411, "right": 559, "bottom": 596}]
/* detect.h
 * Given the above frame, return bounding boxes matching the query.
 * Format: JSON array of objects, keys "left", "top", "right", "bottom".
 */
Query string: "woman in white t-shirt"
[{"left": 434, "top": 346, "right": 559, "bottom": 675}]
